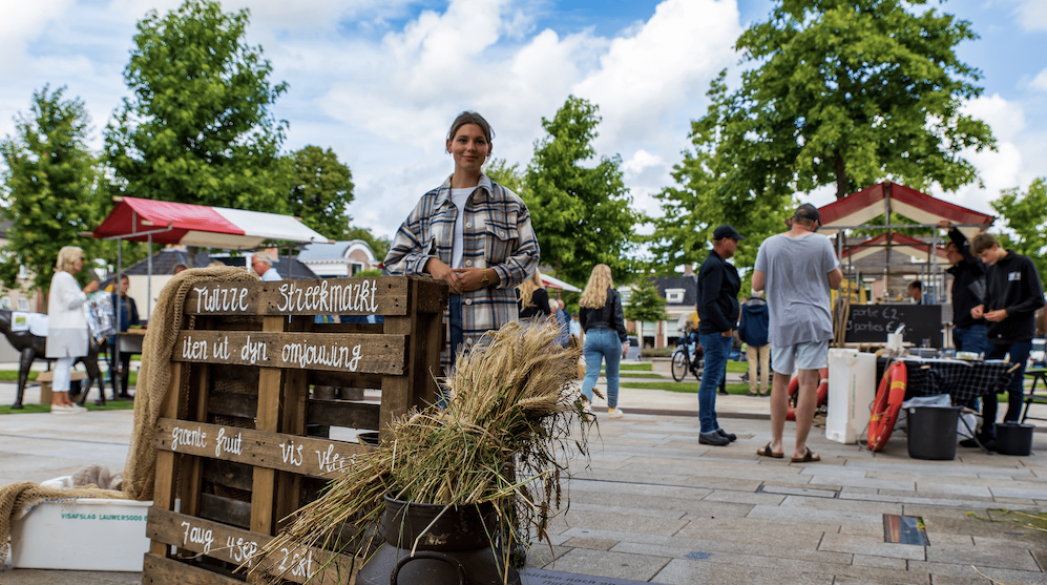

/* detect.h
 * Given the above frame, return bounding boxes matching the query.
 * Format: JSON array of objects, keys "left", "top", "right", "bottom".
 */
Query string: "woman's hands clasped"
[{"left": 425, "top": 258, "right": 497, "bottom": 295}]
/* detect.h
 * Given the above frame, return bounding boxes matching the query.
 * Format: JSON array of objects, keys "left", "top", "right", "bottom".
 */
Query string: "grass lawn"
[
  {"left": 0, "top": 399, "right": 136, "bottom": 415},
  {"left": 621, "top": 381, "right": 752, "bottom": 395},
  {"left": 619, "top": 363, "right": 652, "bottom": 371},
  {"left": 0, "top": 370, "right": 137, "bottom": 385}
]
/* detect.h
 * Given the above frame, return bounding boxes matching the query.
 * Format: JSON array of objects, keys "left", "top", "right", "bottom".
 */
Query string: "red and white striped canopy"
[
  {"left": 91, "top": 197, "right": 332, "bottom": 248},
  {"left": 840, "top": 233, "right": 948, "bottom": 264},
  {"left": 818, "top": 182, "right": 994, "bottom": 239}
]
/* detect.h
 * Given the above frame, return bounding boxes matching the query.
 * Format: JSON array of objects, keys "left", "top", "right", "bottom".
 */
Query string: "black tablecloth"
[{"left": 876, "top": 357, "right": 1015, "bottom": 402}]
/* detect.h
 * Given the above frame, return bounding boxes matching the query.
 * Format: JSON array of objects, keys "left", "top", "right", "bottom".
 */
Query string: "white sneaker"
[
  {"left": 51, "top": 405, "right": 74, "bottom": 415},
  {"left": 70, "top": 404, "right": 87, "bottom": 412},
  {"left": 608, "top": 407, "right": 624, "bottom": 419}
]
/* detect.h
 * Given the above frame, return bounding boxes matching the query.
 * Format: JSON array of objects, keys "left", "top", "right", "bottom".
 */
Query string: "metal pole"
[
  {"left": 884, "top": 183, "right": 892, "bottom": 301},
  {"left": 147, "top": 233, "right": 152, "bottom": 322},
  {"left": 115, "top": 237, "right": 122, "bottom": 397}
]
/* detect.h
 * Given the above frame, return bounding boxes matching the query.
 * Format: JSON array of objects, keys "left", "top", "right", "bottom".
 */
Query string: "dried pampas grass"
[{"left": 250, "top": 321, "right": 591, "bottom": 583}]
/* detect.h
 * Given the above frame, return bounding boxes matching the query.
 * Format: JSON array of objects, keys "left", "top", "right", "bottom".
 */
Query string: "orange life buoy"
[
  {"left": 785, "top": 368, "right": 829, "bottom": 421},
  {"left": 867, "top": 362, "right": 908, "bottom": 451}
]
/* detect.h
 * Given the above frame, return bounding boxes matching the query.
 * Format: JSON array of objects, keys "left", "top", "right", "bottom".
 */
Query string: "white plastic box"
[
  {"left": 11, "top": 498, "right": 152, "bottom": 571},
  {"left": 825, "top": 349, "right": 877, "bottom": 444}
]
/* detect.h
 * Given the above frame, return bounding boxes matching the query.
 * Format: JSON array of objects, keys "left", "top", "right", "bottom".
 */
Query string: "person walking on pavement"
[
  {"left": 753, "top": 204, "right": 842, "bottom": 462},
  {"left": 939, "top": 220, "right": 991, "bottom": 357},
  {"left": 967, "top": 233, "right": 1045, "bottom": 449},
  {"left": 579, "top": 264, "right": 629, "bottom": 419},
  {"left": 738, "top": 290, "right": 770, "bottom": 397},
  {"left": 695, "top": 225, "right": 744, "bottom": 446}
]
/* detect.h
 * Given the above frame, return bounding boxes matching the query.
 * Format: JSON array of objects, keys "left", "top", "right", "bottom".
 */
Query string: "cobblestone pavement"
[{"left": 3, "top": 376, "right": 1047, "bottom": 584}]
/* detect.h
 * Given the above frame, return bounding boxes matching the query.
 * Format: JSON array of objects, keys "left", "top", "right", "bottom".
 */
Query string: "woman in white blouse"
[{"left": 46, "top": 246, "right": 98, "bottom": 414}]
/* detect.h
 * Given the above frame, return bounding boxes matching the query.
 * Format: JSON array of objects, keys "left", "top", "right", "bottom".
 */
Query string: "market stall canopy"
[
  {"left": 818, "top": 182, "right": 994, "bottom": 239},
  {"left": 840, "top": 233, "right": 948, "bottom": 264},
  {"left": 90, "top": 197, "right": 333, "bottom": 247},
  {"left": 541, "top": 274, "right": 582, "bottom": 293}
]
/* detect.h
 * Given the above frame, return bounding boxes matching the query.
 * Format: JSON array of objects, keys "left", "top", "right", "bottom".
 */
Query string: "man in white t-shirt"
[{"left": 752, "top": 204, "right": 842, "bottom": 462}]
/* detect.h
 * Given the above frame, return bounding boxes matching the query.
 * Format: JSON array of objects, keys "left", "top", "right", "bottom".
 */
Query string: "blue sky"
[{"left": 1, "top": 0, "right": 1045, "bottom": 242}]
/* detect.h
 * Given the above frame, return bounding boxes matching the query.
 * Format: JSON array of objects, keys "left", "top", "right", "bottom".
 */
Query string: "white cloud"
[
  {"left": 962, "top": 93, "right": 1027, "bottom": 144},
  {"left": 0, "top": 1, "right": 79, "bottom": 75},
  {"left": 1030, "top": 67, "right": 1047, "bottom": 92},
  {"left": 1014, "top": 0, "right": 1047, "bottom": 31}
]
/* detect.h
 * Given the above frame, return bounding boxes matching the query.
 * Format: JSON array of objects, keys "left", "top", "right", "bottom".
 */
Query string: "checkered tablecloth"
[{"left": 876, "top": 357, "right": 1015, "bottom": 403}]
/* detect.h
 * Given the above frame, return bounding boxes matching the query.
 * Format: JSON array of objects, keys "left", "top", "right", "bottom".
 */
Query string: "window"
[{"left": 665, "top": 288, "right": 685, "bottom": 304}]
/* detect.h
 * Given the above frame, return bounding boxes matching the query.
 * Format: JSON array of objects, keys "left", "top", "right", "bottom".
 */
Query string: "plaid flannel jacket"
[{"left": 384, "top": 174, "right": 540, "bottom": 370}]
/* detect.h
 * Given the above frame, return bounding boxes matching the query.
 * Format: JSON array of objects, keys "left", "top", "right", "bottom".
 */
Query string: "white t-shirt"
[
  {"left": 754, "top": 232, "right": 839, "bottom": 347},
  {"left": 450, "top": 188, "right": 474, "bottom": 269}
]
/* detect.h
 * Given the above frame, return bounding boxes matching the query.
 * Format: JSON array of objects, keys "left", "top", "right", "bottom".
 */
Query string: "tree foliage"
[
  {"left": 286, "top": 145, "right": 354, "bottom": 240},
  {"left": 649, "top": 76, "right": 794, "bottom": 275},
  {"left": 623, "top": 278, "right": 668, "bottom": 324},
  {"left": 346, "top": 226, "right": 392, "bottom": 264},
  {"left": 990, "top": 177, "right": 1047, "bottom": 291},
  {"left": 0, "top": 86, "right": 102, "bottom": 294},
  {"left": 523, "top": 96, "right": 641, "bottom": 285},
  {"left": 715, "top": 0, "right": 995, "bottom": 200},
  {"left": 104, "top": 0, "right": 289, "bottom": 212},
  {"left": 485, "top": 158, "right": 526, "bottom": 196}
]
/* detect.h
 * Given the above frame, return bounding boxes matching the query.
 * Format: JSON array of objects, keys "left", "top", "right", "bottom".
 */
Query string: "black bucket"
[
  {"left": 907, "top": 406, "right": 961, "bottom": 460},
  {"left": 996, "top": 422, "right": 1034, "bottom": 456}
]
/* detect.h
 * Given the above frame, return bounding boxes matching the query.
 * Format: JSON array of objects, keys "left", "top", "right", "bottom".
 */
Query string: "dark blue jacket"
[
  {"left": 697, "top": 250, "right": 740, "bottom": 334},
  {"left": 738, "top": 297, "right": 769, "bottom": 347}
]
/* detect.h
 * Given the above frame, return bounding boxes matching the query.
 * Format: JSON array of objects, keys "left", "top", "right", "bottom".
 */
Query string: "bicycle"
[{"left": 671, "top": 334, "right": 704, "bottom": 382}]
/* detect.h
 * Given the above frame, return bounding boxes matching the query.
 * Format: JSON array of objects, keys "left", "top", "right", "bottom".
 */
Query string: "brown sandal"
[
  {"left": 791, "top": 448, "right": 820, "bottom": 463},
  {"left": 757, "top": 443, "right": 783, "bottom": 459}
]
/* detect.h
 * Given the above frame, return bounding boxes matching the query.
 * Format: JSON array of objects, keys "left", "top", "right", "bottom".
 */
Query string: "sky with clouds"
[{"left": 1, "top": 0, "right": 1045, "bottom": 244}]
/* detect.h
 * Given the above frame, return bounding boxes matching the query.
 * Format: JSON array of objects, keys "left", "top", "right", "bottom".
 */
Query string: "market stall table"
[
  {"left": 1021, "top": 368, "right": 1047, "bottom": 424},
  {"left": 876, "top": 357, "right": 1015, "bottom": 403}
]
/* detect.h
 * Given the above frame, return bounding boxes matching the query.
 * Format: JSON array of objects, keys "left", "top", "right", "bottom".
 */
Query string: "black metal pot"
[{"left": 355, "top": 494, "right": 521, "bottom": 585}]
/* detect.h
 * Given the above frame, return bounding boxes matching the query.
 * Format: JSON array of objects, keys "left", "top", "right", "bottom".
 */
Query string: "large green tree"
[
  {"left": 523, "top": 96, "right": 641, "bottom": 284},
  {"left": 104, "top": 0, "right": 289, "bottom": 212},
  {"left": 484, "top": 158, "right": 526, "bottom": 196},
  {"left": 286, "top": 145, "right": 354, "bottom": 240},
  {"left": 711, "top": 0, "right": 995, "bottom": 200},
  {"left": 990, "top": 178, "right": 1047, "bottom": 291},
  {"left": 0, "top": 86, "right": 103, "bottom": 294}
]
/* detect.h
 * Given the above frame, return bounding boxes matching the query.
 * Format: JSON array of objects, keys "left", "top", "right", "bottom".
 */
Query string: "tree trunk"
[{"left": 835, "top": 153, "right": 848, "bottom": 200}]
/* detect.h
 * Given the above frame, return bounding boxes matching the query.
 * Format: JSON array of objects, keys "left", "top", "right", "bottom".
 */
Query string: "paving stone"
[
  {"left": 746, "top": 503, "right": 885, "bottom": 526},
  {"left": 569, "top": 478, "right": 713, "bottom": 501},
  {"left": 779, "top": 494, "right": 903, "bottom": 516},
  {"left": 701, "top": 489, "right": 785, "bottom": 506},
  {"left": 921, "top": 514, "right": 1047, "bottom": 544},
  {"left": 799, "top": 464, "right": 869, "bottom": 478},
  {"left": 651, "top": 558, "right": 835, "bottom": 585},
  {"left": 561, "top": 524, "right": 831, "bottom": 553},
  {"left": 817, "top": 533, "right": 926, "bottom": 561},
  {"left": 809, "top": 475, "right": 916, "bottom": 491},
  {"left": 901, "top": 506, "right": 989, "bottom": 521},
  {"left": 852, "top": 553, "right": 907, "bottom": 569},
  {"left": 549, "top": 509, "right": 689, "bottom": 537},
  {"left": 561, "top": 537, "right": 618, "bottom": 551},
  {"left": 908, "top": 560, "right": 1047, "bottom": 584},
  {"left": 989, "top": 486, "right": 1047, "bottom": 500},
  {"left": 840, "top": 491, "right": 996, "bottom": 509},
  {"left": 924, "top": 542, "right": 1041, "bottom": 571},
  {"left": 924, "top": 532, "right": 974, "bottom": 546},
  {"left": 761, "top": 485, "right": 838, "bottom": 498},
  {"left": 565, "top": 501, "right": 686, "bottom": 520},
  {"left": 675, "top": 500, "right": 755, "bottom": 521},
  {"left": 542, "top": 548, "right": 671, "bottom": 582},
  {"left": 609, "top": 540, "right": 853, "bottom": 568},
  {"left": 992, "top": 497, "right": 1039, "bottom": 506},
  {"left": 914, "top": 482, "right": 993, "bottom": 498}
]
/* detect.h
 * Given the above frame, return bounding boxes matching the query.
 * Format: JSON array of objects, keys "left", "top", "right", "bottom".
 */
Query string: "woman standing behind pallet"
[
  {"left": 385, "top": 111, "right": 540, "bottom": 387},
  {"left": 46, "top": 246, "right": 98, "bottom": 414}
]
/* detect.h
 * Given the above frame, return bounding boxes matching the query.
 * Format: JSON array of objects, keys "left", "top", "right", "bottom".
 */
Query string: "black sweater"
[
  {"left": 579, "top": 288, "right": 627, "bottom": 342},
  {"left": 984, "top": 250, "right": 1045, "bottom": 344},
  {"left": 518, "top": 287, "right": 551, "bottom": 320},
  {"left": 945, "top": 228, "right": 986, "bottom": 329},
  {"left": 697, "top": 250, "right": 740, "bottom": 334}
]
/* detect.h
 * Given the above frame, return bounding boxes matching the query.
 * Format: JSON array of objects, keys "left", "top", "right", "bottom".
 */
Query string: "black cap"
[
  {"left": 713, "top": 225, "right": 745, "bottom": 241},
  {"left": 794, "top": 203, "right": 820, "bottom": 223}
]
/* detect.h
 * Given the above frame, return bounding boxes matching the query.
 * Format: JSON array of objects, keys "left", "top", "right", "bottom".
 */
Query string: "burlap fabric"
[
  {"left": 122, "top": 266, "right": 259, "bottom": 501},
  {"left": 0, "top": 267, "right": 259, "bottom": 560}
]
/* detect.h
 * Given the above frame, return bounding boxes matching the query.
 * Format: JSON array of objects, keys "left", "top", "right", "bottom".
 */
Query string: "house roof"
[
  {"left": 652, "top": 275, "right": 698, "bottom": 307},
  {"left": 104, "top": 249, "right": 317, "bottom": 284},
  {"left": 298, "top": 240, "right": 376, "bottom": 261}
]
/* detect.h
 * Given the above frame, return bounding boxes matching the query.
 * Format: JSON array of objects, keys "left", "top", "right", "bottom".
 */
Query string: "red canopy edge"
[{"left": 818, "top": 182, "right": 994, "bottom": 238}]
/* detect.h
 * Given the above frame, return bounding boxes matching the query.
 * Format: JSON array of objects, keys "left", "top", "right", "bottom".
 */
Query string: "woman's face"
[
  {"left": 121, "top": 278, "right": 130, "bottom": 294},
  {"left": 446, "top": 123, "right": 491, "bottom": 173},
  {"left": 73, "top": 255, "right": 84, "bottom": 273}
]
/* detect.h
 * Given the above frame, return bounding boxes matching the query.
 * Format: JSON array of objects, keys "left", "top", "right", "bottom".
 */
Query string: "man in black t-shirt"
[{"left": 968, "top": 233, "right": 1045, "bottom": 447}]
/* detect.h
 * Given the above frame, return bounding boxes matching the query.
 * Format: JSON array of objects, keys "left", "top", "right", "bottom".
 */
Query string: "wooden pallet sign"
[{"left": 143, "top": 275, "right": 446, "bottom": 584}]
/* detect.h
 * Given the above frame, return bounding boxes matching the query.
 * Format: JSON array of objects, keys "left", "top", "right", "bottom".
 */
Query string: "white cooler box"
[
  {"left": 825, "top": 349, "right": 877, "bottom": 444},
  {"left": 11, "top": 497, "right": 152, "bottom": 571}
]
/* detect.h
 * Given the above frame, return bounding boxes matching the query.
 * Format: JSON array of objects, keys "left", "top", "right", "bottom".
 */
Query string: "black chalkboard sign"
[{"left": 845, "top": 304, "right": 944, "bottom": 348}]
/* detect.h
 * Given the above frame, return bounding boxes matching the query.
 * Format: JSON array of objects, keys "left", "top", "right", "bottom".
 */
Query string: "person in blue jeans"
[
  {"left": 969, "top": 233, "right": 1045, "bottom": 449},
  {"left": 579, "top": 264, "right": 629, "bottom": 419},
  {"left": 695, "top": 225, "right": 745, "bottom": 446}
]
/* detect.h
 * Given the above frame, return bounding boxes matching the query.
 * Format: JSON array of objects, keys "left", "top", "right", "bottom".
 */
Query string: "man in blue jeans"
[{"left": 696, "top": 225, "right": 744, "bottom": 446}]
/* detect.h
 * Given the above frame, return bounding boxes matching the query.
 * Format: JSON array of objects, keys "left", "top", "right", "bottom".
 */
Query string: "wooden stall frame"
[{"left": 143, "top": 275, "right": 446, "bottom": 584}]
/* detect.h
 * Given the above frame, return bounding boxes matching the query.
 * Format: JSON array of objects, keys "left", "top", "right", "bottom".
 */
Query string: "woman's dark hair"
[{"left": 447, "top": 111, "right": 494, "bottom": 143}]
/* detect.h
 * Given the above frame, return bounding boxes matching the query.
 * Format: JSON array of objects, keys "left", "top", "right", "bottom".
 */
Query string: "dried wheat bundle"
[{"left": 249, "top": 321, "right": 591, "bottom": 583}]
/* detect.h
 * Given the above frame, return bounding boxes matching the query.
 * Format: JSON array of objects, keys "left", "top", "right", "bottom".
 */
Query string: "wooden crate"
[{"left": 142, "top": 275, "right": 446, "bottom": 584}]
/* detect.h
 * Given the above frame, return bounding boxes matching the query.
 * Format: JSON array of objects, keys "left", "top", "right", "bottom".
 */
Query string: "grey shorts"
[{"left": 772, "top": 340, "right": 829, "bottom": 375}]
